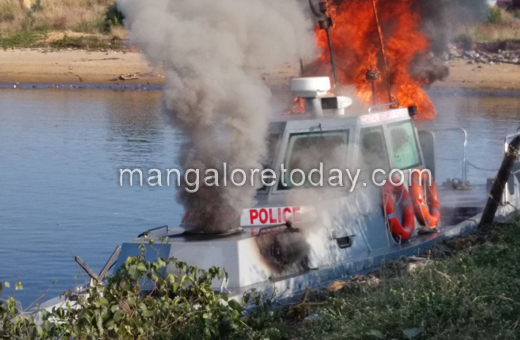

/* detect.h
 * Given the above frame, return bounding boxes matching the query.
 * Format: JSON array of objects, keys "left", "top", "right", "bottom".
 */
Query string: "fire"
[
  {"left": 284, "top": 97, "right": 306, "bottom": 115},
  {"left": 316, "top": 0, "right": 436, "bottom": 120}
]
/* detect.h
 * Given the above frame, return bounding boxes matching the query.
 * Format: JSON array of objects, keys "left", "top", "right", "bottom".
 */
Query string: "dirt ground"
[
  {"left": 1, "top": 49, "right": 520, "bottom": 91},
  {"left": 0, "top": 48, "right": 163, "bottom": 86},
  {"left": 434, "top": 59, "right": 520, "bottom": 91}
]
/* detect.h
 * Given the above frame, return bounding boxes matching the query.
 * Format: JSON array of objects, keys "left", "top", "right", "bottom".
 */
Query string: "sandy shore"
[
  {"left": 434, "top": 59, "right": 520, "bottom": 91},
  {"left": 1, "top": 49, "right": 519, "bottom": 91},
  {"left": 0, "top": 48, "right": 163, "bottom": 86}
]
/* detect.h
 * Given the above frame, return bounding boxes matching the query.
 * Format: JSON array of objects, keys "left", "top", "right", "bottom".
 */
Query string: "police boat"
[{"left": 38, "top": 76, "right": 520, "bottom": 313}]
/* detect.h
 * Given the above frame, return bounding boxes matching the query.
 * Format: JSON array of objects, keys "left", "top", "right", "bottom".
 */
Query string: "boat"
[{"left": 38, "top": 75, "right": 520, "bottom": 312}]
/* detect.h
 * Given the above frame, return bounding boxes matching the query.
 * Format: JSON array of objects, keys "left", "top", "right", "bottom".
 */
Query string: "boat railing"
[
  {"left": 137, "top": 225, "right": 169, "bottom": 238},
  {"left": 368, "top": 102, "right": 400, "bottom": 113},
  {"left": 429, "top": 127, "right": 468, "bottom": 184}
]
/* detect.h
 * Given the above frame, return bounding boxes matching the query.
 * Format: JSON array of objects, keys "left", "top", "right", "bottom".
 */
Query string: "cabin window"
[
  {"left": 265, "top": 134, "right": 281, "bottom": 169},
  {"left": 388, "top": 120, "right": 421, "bottom": 170},
  {"left": 360, "top": 126, "right": 389, "bottom": 172},
  {"left": 280, "top": 130, "right": 349, "bottom": 189}
]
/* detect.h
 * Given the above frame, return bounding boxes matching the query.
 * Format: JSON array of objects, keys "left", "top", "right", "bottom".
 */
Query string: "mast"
[
  {"left": 371, "top": 0, "right": 392, "bottom": 103},
  {"left": 309, "top": 0, "right": 338, "bottom": 89}
]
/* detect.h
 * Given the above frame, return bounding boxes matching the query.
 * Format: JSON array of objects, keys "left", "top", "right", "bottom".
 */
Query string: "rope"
[
  {"left": 436, "top": 157, "right": 462, "bottom": 161},
  {"left": 467, "top": 161, "right": 498, "bottom": 172}
]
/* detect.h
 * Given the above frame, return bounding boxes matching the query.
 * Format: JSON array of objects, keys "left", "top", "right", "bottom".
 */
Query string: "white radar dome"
[{"left": 290, "top": 77, "right": 331, "bottom": 98}]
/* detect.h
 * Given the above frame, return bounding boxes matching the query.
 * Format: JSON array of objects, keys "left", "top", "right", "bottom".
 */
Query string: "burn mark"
[{"left": 256, "top": 221, "right": 310, "bottom": 272}]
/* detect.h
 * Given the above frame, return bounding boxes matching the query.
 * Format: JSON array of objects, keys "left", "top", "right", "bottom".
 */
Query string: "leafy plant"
[
  {"left": 103, "top": 3, "right": 125, "bottom": 33},
  {"left": 487, "top": 6, "right": 503, "bottom": 24},
  {"left": 41, "top": 251, "right": 251, "bottom": 339}
]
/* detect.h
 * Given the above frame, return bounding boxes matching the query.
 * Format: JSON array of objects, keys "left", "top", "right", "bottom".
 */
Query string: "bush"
[
  {"left": 1, "top": 250, "right": 260, "bottom": 339},
  {"left": 103, "top": 2, "right": 125, "bottom": 33},
  {"left": 0, "top": 6, "right": 15, "bottom": 22},
  {"left": 487, "top": 6, "right": 503, "bottom": 24}
]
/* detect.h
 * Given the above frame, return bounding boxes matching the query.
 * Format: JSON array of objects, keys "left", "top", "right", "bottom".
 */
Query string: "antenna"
[{"left": 309, "top": 0, "right": 338, "bottom": 89}]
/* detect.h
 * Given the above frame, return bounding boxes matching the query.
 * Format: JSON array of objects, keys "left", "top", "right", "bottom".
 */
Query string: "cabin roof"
[{"left": 268, "top": 107, "right": 412, "bottom": 134}]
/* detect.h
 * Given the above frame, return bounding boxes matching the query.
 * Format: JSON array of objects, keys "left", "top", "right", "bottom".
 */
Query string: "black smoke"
[
  {"left": 418, "top": 0, "right": 489, "bottom": 55},
  {"left": 413, "top": 0, "right": 489, "bottom": 83}
]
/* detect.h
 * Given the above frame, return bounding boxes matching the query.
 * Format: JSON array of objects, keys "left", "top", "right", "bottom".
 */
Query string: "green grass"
[
  {"left": 0, "top": 29, "right": 46, "bottom": 48},
  {"left": 0, "top": 30, "right": 124, "bottom": 50},
  {"left": 49, "top": 34, "right": 123, "bottom": 50},
  {"left": 278, "top": 221, "right": 520, "bottom": 340}
]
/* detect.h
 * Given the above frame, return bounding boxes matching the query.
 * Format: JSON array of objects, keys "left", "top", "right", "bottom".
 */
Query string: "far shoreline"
[
  {"left": 2, "top": 83, "right": 520, "bottom": 99},
  {"left": 1, "top": 49, "right": 519, "bottom": 93}
]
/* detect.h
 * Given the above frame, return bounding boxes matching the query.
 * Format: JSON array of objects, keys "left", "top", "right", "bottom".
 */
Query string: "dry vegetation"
[
  {"left": 1, "top": 0, "right": 519, "bottom": 50},
  {"left": 0, "top": 0, "right": 126, "bottom": 49},
  {"left": 455, "top": 7, "right": 520, "bottom": 42}
]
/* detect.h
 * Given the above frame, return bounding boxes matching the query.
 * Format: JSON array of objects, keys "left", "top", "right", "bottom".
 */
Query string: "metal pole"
[
  {"left": 371, "top": 82, "right": 377, "bottom": 105},
  {"left": 480, "top": 135, "right": 520, "bottom": 226},
  {"left": 462, "top": 129, "right": 468, "bottom": 184},
  {"left": 309, "top": 0, "right": 338, "bottom": 89},
  {"left": 371, "top": 0, "right": 392, "bottom": 103},
  {"left": 325, "top": 27, "right": 338, "bottom": 88}
]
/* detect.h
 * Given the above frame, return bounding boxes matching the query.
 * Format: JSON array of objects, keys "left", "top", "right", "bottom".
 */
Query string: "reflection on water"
[{"left": 0, "top": 88, "right": 519, "bottom": 306}]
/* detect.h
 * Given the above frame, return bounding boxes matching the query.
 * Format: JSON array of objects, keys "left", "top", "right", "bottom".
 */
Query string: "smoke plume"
[
  {"left": 414, "top": 0, "right": 488, "bottom": 84},
  {"left": 418, "top": 0, "right": 489, "bottom": 55},
  {"left": 118, "top": 0, "right": 315, "bottom": 233}
]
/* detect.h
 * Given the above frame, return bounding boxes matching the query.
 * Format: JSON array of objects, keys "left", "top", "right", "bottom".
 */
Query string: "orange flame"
[
  {"left": 317, "top": 0, "right": 436, "bottom": 120},
  {"left": 284, "top": 97, "right": 306, "bottom": 115}
]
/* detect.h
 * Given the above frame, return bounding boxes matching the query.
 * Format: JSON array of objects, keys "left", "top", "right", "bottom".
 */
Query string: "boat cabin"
[{"left": 257, "top": 105, "right": 424, "bottom": 206}]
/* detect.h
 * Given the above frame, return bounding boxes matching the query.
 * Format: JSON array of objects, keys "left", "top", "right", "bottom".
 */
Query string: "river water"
[{"left": 0, "top": 88, "right": 519, "bottom": 306}]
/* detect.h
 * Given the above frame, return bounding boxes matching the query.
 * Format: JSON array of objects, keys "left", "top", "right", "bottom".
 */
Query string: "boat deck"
[{"left": 438, "top": 184, "right": 488, "bottom": 225}]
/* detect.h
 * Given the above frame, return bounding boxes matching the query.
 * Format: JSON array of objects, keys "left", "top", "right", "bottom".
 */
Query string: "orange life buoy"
[
  {"left": 383, "top": 179, "right": 415, "bottom": 241},
  {"left": 410, "top": 169, "right": 441, "bottom": 228}
]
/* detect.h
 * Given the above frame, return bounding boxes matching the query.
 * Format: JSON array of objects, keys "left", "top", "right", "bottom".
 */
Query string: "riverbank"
[
  {"left": 434, "top": 59, "right": 520, "bottom": 91},
  {"left": 1, "top": 49, "right": 520, "bottom": 91}
]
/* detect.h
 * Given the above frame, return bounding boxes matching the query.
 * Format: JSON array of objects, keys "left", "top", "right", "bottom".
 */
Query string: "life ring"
[
  {"left": 382, "top": 179, "right": 415, "bottom": 241},
  {"left": 410, "top": 169, "right": 441, "bottom": 228}
]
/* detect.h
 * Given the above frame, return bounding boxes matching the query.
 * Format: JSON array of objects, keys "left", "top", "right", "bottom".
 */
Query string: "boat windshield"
[
  {"left": 360, "top": 125, "right": 389, "bottom": 172},
  {"left": 280, "top": 130, "right": 350, "bottom": 189},
  {"left": 388, "top": 120, "right": 421, "bottom": 170}
]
